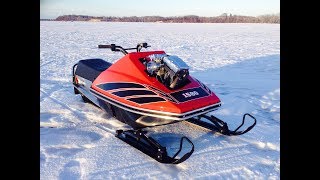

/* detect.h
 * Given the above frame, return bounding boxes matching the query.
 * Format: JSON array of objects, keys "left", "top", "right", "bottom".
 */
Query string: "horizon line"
[{"left": 41, "top": 12, "right": 280, "bottom": 19}]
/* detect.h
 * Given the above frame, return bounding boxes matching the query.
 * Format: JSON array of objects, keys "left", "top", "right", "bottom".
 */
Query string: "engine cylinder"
[{"left": 145, "top": 54, "right": 190, "bottom": 89}]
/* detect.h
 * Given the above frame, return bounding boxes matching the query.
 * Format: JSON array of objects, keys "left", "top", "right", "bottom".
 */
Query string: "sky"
[{"left": 40, "top": 0, "right": 280, "bottom": 19}]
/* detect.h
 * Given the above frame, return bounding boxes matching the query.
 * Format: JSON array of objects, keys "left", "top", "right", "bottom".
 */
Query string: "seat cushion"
[{"left": 75, "top": 59, "right": 112, "bottom": 82}]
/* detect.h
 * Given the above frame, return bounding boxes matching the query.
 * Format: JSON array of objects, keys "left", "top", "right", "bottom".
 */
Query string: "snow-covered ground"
[{"left": 40, "top": 22, "right": 280, "bottom": 179}]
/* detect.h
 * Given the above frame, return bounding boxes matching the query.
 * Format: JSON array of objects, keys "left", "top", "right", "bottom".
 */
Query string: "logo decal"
[
  {"left": 171, "top": 87, "right": 209, "bottom": 103},
  {"left": 182, "top": 91, "right": 199, "bottom": 98}
]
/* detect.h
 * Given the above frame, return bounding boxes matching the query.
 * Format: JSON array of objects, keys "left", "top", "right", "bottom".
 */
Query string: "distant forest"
[{"left": 43, "top": 13, "right": 280, "bottom": 24}]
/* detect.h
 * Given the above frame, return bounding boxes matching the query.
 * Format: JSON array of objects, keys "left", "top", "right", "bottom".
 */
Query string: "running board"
[
  {"left": 74, "top": 85, "right": 101, "bottom": 107},
  {"left": 187, "top": 113, "right": 257, "bottom": 136},
  {"left": 115, "top": 129, "right": 194, "bottom": 164}
]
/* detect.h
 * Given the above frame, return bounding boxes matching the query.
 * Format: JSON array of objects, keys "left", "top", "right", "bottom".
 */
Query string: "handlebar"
[
  {"left": 98, "top": 45, "right": 112, "bottom": 48},
  {"left": 98, "top": 43, "right": 150, "bottom": 55}
]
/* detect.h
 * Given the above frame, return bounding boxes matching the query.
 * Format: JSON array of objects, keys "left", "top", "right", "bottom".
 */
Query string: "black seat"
[{"left": 75, "top": 58, "right": 112, "bottom": 82}]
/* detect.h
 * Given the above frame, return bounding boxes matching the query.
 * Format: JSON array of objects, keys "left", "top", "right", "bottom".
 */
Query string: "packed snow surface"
[{"left": 40, "top": 22, "right": 279, "bottom": 179}]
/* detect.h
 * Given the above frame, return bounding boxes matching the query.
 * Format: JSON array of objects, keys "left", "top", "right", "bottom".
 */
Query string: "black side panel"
[
  {"left": 112, "top": 106, "right": 145, "bottom": 129},
  {"left": 97, "top": 99, "right": 115, "bottom": 117},
  {"left": 97, "top": 98, "right": 143, "bottom": 129},
  {"left": 75, "top": 59, "right": 112, "bottom": 81}
]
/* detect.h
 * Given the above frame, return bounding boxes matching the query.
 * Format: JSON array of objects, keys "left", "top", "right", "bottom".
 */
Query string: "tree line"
[{"left": 54, "top": 13, "right": 280, "bottom": 24}]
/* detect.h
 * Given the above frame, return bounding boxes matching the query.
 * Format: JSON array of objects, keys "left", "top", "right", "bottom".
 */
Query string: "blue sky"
[{"left": 40, "top": 0, "right": 280, "bottom": 19}]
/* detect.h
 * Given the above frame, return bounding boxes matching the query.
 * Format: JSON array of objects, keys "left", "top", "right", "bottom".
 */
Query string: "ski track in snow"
[{"left": 40, "top": 22, "right": 280, "bottom": 179}]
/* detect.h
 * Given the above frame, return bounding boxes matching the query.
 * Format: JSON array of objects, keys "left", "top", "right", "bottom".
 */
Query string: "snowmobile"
[{"left": 72, "top": 43, "right": 256, "bottom": 164}]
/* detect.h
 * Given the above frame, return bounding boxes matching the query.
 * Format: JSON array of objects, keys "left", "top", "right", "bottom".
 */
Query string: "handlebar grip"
[{"left": 98, "top": 45, "right": 112, "bottom": 48}]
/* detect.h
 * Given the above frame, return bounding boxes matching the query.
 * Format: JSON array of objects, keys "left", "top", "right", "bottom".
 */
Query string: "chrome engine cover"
[{"left": 162, "top": 55, "right": 189, "bottom": 73}]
